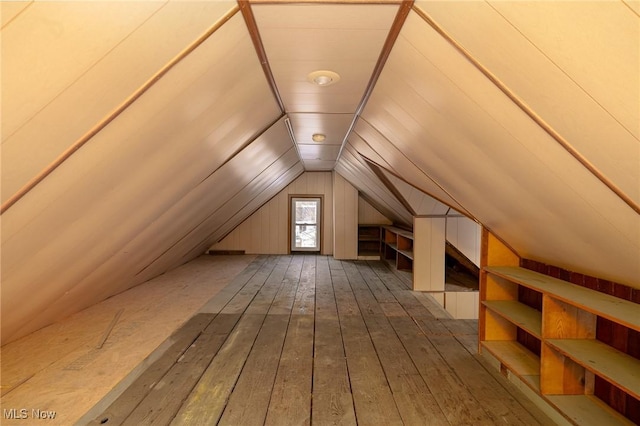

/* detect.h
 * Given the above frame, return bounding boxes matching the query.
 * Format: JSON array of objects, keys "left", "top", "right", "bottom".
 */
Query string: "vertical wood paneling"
[
  {"left": 332, "top": 172, "right": 358, "bottom": 260},
  {"left": 323, "top": 173, "right": 334, "bottom": 255},
  {"left": 278, "top": 192, "right": 288, "bottom": 253},
  {"left": 413, "top": 217, "right": 445, "bottom": 291},
  {"left": 2, "top": 2, "right": 240, "bottom": 203},
  {"left": 212, "top": 172, "right": 335, "bottom": 255},
  {"left": 446, "top": 216, "right": 481, "bottom": 267}
]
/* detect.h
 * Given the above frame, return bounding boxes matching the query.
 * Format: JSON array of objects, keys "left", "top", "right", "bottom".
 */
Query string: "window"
[{"left": 291, "top": 197, "right": 321, "bottom": 252}]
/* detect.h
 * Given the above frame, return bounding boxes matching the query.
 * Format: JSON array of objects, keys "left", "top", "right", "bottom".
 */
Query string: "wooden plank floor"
[{"left": 88, "top": 255, "right": 554, "bottom": 425}]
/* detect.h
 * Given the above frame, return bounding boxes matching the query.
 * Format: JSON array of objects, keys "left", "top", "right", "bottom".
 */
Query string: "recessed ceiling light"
[
  {"left": 312, "top": 133, "right": 326, "bottom": 142},
  {"left": 307, "top": 70, "right": 341, "bottom": 87}
]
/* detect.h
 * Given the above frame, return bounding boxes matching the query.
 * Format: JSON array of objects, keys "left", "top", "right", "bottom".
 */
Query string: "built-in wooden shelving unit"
[
  {"left": 382, "top": 226, "right": 414, "bottom": 272},
  {"left": 357, "top": 225, "right": 382, "bottom": 259},
  {"left": 382, "top": 221, "right": 480, "bottom": 319},
  {"left": 480, "top": 231, "right": 639, "bottom": 426}
]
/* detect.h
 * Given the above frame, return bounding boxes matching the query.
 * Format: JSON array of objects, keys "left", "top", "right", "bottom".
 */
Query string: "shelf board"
[
  {"left": 483, "top": 300, "right": 542, "bottom": 338},
  {"left": 397, "top": 249, "right": 414, "bottom": 260},
  {"left": 358, "top": 237, "right": 381, "bottom": 242},
  {"left": 481, "top": 340, "right": 540, "bottom": 377},
  {"left": 546, "top": 395, "right": 635, "bottom": 426},
  {"left": 382, "top": 225, "right": 413, "bottom": 240},
  {"left": 386, "top": 242, "right": 398, "bottom": 251},
  {"left": 546, "top": 339, "right": 640, "bottom": 400},
  {"left": 484, "top": 266, "right": 640, "bottom": 332}
]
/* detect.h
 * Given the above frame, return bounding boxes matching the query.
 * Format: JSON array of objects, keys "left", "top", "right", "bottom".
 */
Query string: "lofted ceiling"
[{"left": 1, "top": 0, "right": 638, "bottom": 344}]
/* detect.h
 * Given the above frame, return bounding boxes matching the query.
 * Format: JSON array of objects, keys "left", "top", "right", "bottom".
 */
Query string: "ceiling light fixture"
[
  {"left": 307, "top": 70, "right": 341, "bottom": 87},
  {"left": 312, "top": 133, "right": 326, "bottom": 142}
]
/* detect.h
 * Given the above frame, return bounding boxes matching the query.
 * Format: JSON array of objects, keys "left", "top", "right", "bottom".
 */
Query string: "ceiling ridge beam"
[
  {"left": 239, "top": 0, "right": 286, "bottom": 113},
  {"left": 249, "top": 1, "right": 404, "bottom": 4},
  {"left": 412, "top": 5, "right": 640, "bottom": 215},
  {"left": 1, "top": 5, "right": 241, "bottom": 215},
  {"left": 334, "top": 0, "right": 414, "bottom": 167}
]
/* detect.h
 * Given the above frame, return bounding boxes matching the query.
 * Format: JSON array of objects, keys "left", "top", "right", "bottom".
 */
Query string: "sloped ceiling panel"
[
  {"left": 415, "top": 0, "right": 639, "bottom": 206},
  {"left": 362, "top": 10, "right": 639, "bottom": 287},
  {"left": 12, "top": 122, "right": 300, "bottom": 337},
  {"left": 335, "top": 142, "right": 412, "bottom": 227},
  {"left": 1, "top": 1, "right": 237, "bottom": 202},
  {"left": 625, "top": 0, "right": 640, "bottom": 15},
  {"left": 381, "top": 169, "right": 449, "bottom": 216},
  {"left": 203, "top": 162, "right": 305, "bottom": 253},
  {"left": 353, "top": 119, "right": 469, "bottom": 215},
  {"left": 0, "top": 1, "right": 30, "bottom": 26},
  {"left": 132, "top": 124, "right": 302, "bottom": 285},
  {"left": 1, "top": 12, "right": 282, "bottom": 344}
]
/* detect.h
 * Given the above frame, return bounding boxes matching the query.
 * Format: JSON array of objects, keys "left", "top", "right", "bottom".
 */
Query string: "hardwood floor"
[{"left": 87, "top": 255, "right": 553, "bottom": 425}]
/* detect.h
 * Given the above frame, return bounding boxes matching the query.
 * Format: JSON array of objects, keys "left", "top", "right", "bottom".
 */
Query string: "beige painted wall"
[
  {"left": 333, "top": 172, "right": 359, "bottom": 260},
  {"left": 413, "top": 217, "right": 446, "bottom": 292},
  {"left": 358, "top": 196, "right": 392, "bottom": 225},
  {"left": 212, "top": 172, "right": 334, "bottom": 255}
]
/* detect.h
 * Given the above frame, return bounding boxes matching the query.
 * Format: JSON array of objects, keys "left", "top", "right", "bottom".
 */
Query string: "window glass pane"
[
  {"left": 295, "top": 201, "right": 317, "bottom": 224},
  {"left": 295, "top": 225, "right": 317, "bottom": 248}
]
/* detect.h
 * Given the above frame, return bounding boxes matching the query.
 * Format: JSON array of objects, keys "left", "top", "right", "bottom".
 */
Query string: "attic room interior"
[{"left": 1, "top": 0, "right": 638, "bottom": 425}]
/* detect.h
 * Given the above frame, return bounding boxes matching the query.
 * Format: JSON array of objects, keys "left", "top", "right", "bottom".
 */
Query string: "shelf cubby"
[
  {"left": 480, "top": 229, "right": 639, "bottom": 426},
  {"left": 357, "top": 225, "right": 382, "bottom": 259},
  {"left": 381, "top": 226, "right": 414, "bottom": 273}
]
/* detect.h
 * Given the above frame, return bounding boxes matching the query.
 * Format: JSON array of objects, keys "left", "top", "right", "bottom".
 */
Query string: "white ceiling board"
[
  {"left": 302, "top": 160, "right": 337, "bottom": 171},
  {"left": 0, "top": 13, "right": 281, "bottom": 343},
  {"left": 1, "top": 1, "right": 238, "bottom": 203},
  {"left": 298, "top": 144, "right": 342, "bottom": 160},
  {"left": 253, "top": 3, "right": 398, "bottom": 172},
  {"left": 363, "top": 12, "right": 640, "bottom": 287},
  {"left": 288, "top": 113, "right": 352, "bottom": 145},
  {"left": 415, "top": 0, "right": 639, "bottom": 206}
]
